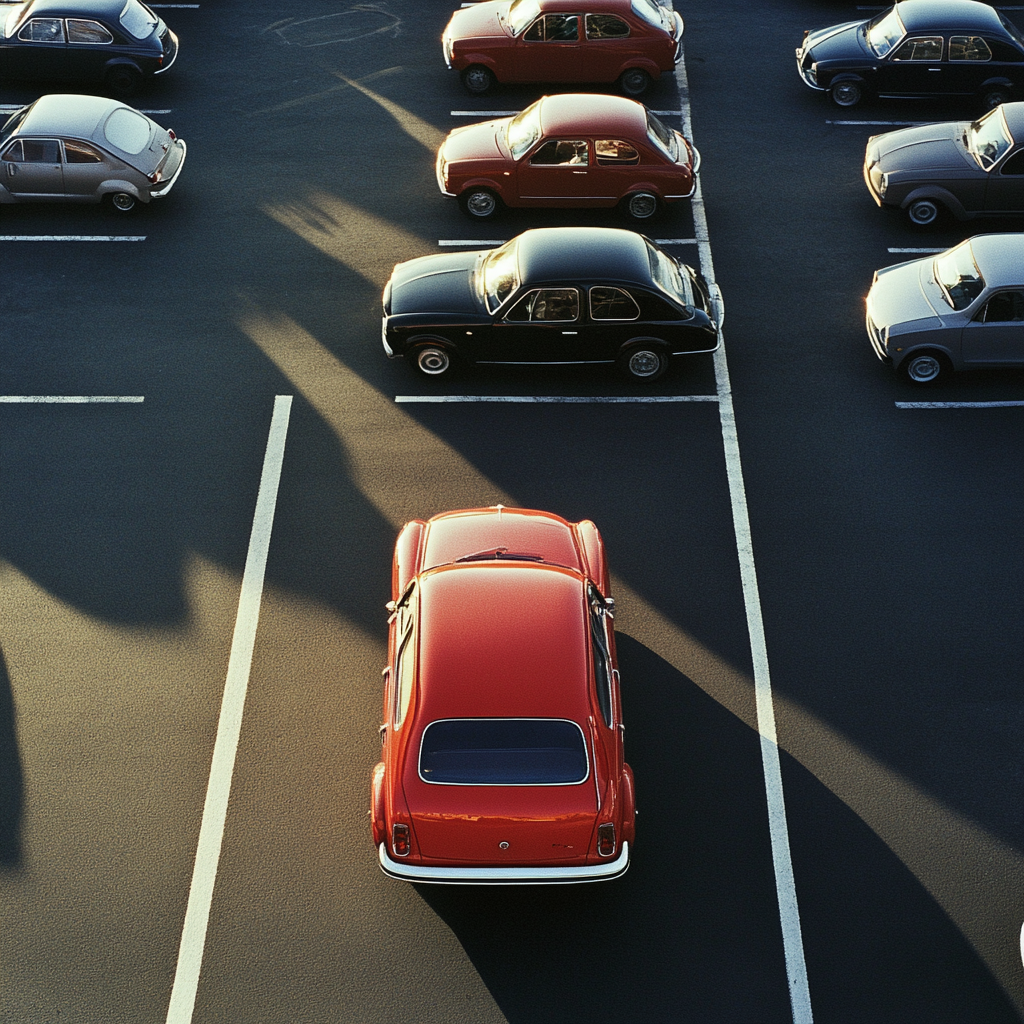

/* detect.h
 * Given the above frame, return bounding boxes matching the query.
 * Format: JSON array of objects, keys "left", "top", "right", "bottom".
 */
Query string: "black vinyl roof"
[{"left": 516, "top": 227, "right": 654, "bottom": 286}]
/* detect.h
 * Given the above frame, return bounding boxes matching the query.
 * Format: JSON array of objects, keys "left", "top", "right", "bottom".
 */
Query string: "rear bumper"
[
  {"left": 378, "top": 841, "right": 630, "bottom": 884},
  {"left": 150, "top": 140, "right": 186, "bottom": 198}
]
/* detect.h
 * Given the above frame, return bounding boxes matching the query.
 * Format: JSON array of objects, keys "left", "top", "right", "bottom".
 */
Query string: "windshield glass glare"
[
  {"left": 968, "top": 107, "right": 1013, "bottom": 170},
  {"left": 646, "top": 111, "right": 678, "bottom": 161},
  {"left": 507, "top": 100, "right": 542, "bottom": 160},
  {"left": 866, "top": 6, "right": 904, "bottom": 57},
  {"left": 507, "top": 0, "right": 541, "bottom": 35},
  {"left": 934, "top": 242, "right": 985, "bottom": 310},
  {"left": 479, "top": 239, "right": 521, "bottom": 314}
]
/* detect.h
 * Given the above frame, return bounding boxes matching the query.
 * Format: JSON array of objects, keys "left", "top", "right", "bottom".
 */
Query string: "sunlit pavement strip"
[
  {"left": 897, "top": 400, "right": 1024, "bottom": 408},
  {"left": 677, "top": 28, "right": 814, "bottom": 1024},
  {"left": 0, "top": 235, "right": 146, "bottom": 242},
  {"left": 395, "top": 395, "right": 718, "bottom": 403},
  {"left": 0, "top": 395, "right": 143, "bottom": 402},
  {"left": 165, "top": 395, "right": 292, "bottom": 1024}
]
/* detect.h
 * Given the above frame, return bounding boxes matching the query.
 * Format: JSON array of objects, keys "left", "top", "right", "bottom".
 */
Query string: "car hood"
[
  {"left": 389, "top": 250, "right": 483, "bottom": 316},
  {"left": 804, "top": 20, "right": 867, "bottom": 62},
  {"left": 868, "top": 121, "right": 976, "bottom": 174},
  {"left": 440, "top": 119, "right": 507, "bottom": 164},
  {"left": 867, "top": 257, "right": 946, "bottom": 330},
  {"left": 446, "top": 0, "right": 506, "bottom": 41}
]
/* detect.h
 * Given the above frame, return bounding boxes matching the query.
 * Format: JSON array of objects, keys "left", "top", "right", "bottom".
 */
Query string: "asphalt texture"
[{"left": 0, "top": 0, "right": 1023, "bottom": 1021}]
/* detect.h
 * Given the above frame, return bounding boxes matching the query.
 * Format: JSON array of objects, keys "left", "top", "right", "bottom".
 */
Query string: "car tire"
[
  {"left": 829, "top": 80, "right": 863, "bottom": 107},
  {"left": 105, "top": 191, "right": 137, "bottom": 214},
  {"left": 622, "top": 191, "right": 659, "bottom": 221},
  {"left": 906, "top": 198, "right": 944, "bottom": 228},
  {"left": 461, "top": 65, "right": 495, "bottom": 95},
  {"left": 411, "top": 343, "right": 454, "bottom": 377},
  {"left": 900, "top": 350, "right": 949, "bottom": 385},
  {"left": 458, "top": 188, "right": 501, "bottom": 219},
  {"left": 982, "top": 86, "right": 1011, "bottom": 109},
  {"left": 618, "top": 343, "right": 668, "bottom": 381},
  {"left": 619, "top": 68, "right": 651, "bottom": 97},
  {"left": 105, "top": 65, "right": 142, "bottom": 98}
]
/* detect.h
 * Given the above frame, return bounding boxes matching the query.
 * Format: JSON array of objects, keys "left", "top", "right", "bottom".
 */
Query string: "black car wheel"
[
  {"left": 906, "top": 198, "right": 943, "bottom": 228},
  {"left": 461, "top": 65, "right": 495, "bottom": 95},
  {"left": 622, "top": 191, "right": 659, "bottom": 221},
  {"left": 829, "top": 80, "right": 862, "bottom": 107},
  {"left": 106, "top": 191, "right": 137, "bottom": 214},
  {"left": 458, "top": 188, "right": 501, "bottom": 219},
  {"left": 619, "top": 68, "right": 651, "bottom": 97},
  {"left": 412, "top": 343, "right": 453, "bottom": 377},
  {"left": 618, "top": 344, "right": 668, "bottom": 381},
  {"left": 900, "top": 351, "right": 949, "bottom": 384},
  {"left": 105, "top": 65, "right": 142, "bottom": 98},
  {"left": 982, "top": 86, "right": 1011, "bottom": 109}
]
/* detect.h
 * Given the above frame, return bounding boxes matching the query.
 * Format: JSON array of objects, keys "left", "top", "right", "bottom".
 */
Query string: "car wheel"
[
  {"left": 906, "top": 198, "right": 943, "bottom": 228},
  {"left": 106, "top": 191, "right": 137, "bottom": 214},
  {"left": 982, "top": 86, "right": 1011, "bottom": 109},
  {"left": 618, "top": 344, "right": 668, "bottom": 381},
  {"left": 829, "top": 80, "right": 862, "bottom": 107},
  {"left": 900, "top": 350, "right": 949, "bottom": 384},
  {"left": 105, "top": 65, "right": 142, "bottom": 98},
  {"left": 461, "top": 65, "right": 495, "bottom": 95},
  {"left": 412, "top": 343, "right": 453, "bottom": 377},
  {"left": 619, "top": 68, "right": 651, "bottom": 97},
  {"left": 458, "top": 188, "right": 500, "bottom": 219},
  {"left": 622, "top": 191, "right": 659, "bottom": 221}
]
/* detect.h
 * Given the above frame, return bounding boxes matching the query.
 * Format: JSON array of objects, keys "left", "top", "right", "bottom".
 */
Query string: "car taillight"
[
  {"left": 148, "top": 170, "right": 162, "bottom": 184},
  {"left": 392, "top": 823, "right": 411, "bottom": 857},
  {"left": 597, "top": 823, "right": 616, "bottom": 857},
  {"left": 167, "top": 129, "right": 176, "bottom": 140}
]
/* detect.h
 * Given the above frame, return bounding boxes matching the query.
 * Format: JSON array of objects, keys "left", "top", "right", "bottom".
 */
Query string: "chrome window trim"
[{"left": 589, "top": 286, "right": 641, "bottom": 322}]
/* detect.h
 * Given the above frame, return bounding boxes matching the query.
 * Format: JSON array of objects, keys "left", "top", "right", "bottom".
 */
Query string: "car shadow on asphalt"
[{"left": 0, "top": 645, "right": 24, "bottom": 868}]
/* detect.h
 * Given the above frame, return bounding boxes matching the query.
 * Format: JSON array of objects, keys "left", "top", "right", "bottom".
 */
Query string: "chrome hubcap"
[
  {"left": 628, "top": 350, "right": 660, "bottom": 377},
  {"left": 907, "top": 356, "right": 940, "bottom": 382},
  {"left": 628, "top": 194, "right": 656, "bottom": 219},
  {"left": 466, "top": 192, "right": 496, "bottom": 217},
  {"left": 417, "top": 348, "right": 449, "bottom": 375}
]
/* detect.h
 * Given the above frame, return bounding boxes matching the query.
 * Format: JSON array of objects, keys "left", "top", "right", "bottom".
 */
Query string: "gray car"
[
  {"left": 866, "top": 233, "right": 1024, "bottom": 382},
  {"left": 864, "top": 101, "right": 1024, "bottom": 226},
  {"left": 0, "top": 93, "right": 185, "bottom": 212}
]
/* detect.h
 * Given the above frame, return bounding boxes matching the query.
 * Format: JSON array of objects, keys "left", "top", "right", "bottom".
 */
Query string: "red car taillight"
[
  {"left": 167, "top": 129, "right": 176, "bottom": 140},
  {"left": 597, "top": 823, "right": 616, "bottom": 857},
  {"left": 392, "top": 823, "right": 411, "bottom": 857},
  {"left": 148, "top": 170, "right": 162, "bottom": 184}
]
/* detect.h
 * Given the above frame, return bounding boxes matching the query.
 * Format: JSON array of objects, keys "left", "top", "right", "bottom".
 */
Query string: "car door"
[
  {"left": 0, "top": 138, "right": 64, "bottom": 197},
  {"left": 581, "top": 285, "right": 644, "bottom": 358},
  {"left": 984, "top": 147, "right": 1024, "bottom": 212},
  {"left": 876, "top": 35, "right": 945, "bottom": 95},
  {"left": 516, "top": 137, "right": 594, "bottom": 205},
  {"left": 591, "top": 137, "right": 662, "bottom": 204},
  {"left": 61, "top": 138, "right": 109, "bottom": 199},
  {"left": 961, "top": 289, "right": 1024, "bottom": 364},
  {"left": 945, "top": 34, "right": 995, "bottom": 95},
  {"left": 482, "top": 287, "right": 590, "bottom": 363},
  {"left": 512, "top": 13, "right": 582, "bottom": 83},
  {"left": 1, "top": 16, "right": 68, "bottom": 81},
  {"left": 582, "top": 12, "right": 635, "bottom": 82},
  {"left": 65, "top": 18, "right": 115, "bottom": 82}
]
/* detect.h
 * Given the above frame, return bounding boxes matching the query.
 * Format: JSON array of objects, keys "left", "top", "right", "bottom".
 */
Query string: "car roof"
[
  {"left": 20, "top": 94, "right": 124, "bottom": 137},
  {"left": 538, "top": 93, "right": 647, "bottom": 138},
  {"left": 968, "top": 233, "right": 1024, "bottom": 289},
  {"left": 516, "top": 226, "right": 653, "bottom": 286},
  {"left": 20, "top": 0, "right": 129, "bottom": 19},
  {"left": 415, "top": 563, "right": 592, "bottom": 722},
  {"left": 895, "top": 0, "right": 1005, "bottom": 34},
  {"left": 536, "top": 0, "right": 643, "bottom": 13}
]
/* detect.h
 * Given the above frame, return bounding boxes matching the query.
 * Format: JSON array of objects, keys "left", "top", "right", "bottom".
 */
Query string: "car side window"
[
  {"left": 588, "top": 594, "right": 613, "bottom": 728},
  {"left": 18, "top": 18, "right": 65, "bottom": 42},
  {"left": 1, "top": 141, "right": 23, "bottom": 162},
  {"left": 1000, "top": 150, "right": 1024, "bottom": 175},
  {"left": 586, "top": 14, "right": 629, "bottom": 39},
  {"left": 63, "top": 139, "right": 104, "bottom": 163},
  {"left": 530, "top": 139, "right": 588, "bottom": 165},
  {"left": 590, "top": 287, "right": 640, "bottom": 320},
  {"left": 890, "top": 36, "right": 942, "bottom": 61},
  {"left": 981, "top": 290, "right": 1024, "bottom": 322},
  {"left": 595, "top": 139, "right": 639, "bottom": 164},
  {"left": 505, "top": 288, "right": 580, "bottom": 322},
  {"left": 948, "top": 35, "right": 992, "bottom": 62},
  {"left": 67, "top": 19, "right": 114, "bottom": 44},
  {"left": 20, "top": 139, "right": 61, "bottom": 163},
  {"left": 525, "top": 14, "right": 579, "bottom": 42}
]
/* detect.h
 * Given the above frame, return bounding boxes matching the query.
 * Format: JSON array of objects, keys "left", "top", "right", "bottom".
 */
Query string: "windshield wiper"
[{"left": 454, "top": 547, "right": 544, "bottom": 563}]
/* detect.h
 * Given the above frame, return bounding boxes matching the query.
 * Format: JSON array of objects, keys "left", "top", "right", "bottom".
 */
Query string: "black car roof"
[
  {"left": 896, "top": 0, "right": 1005, "bottom": 34},
  {"left": 20, "top": 0, "right": 132, "bottom": 20},
  {"left": 516, "top": 227, "right": 653, "bottom": 286}
]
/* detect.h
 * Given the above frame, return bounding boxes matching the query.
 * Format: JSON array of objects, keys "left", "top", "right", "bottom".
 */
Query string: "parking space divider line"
[
  {"left": 166, "top": 395, "right": 293, "bottom": 1024},
  {"left": 394, "top": 395, "right": 718, "bottom": 403},
  {"left": 0, "top": 395, "right": 143, "bottom": 402},
  {"left": 0, "top": 235, "right": 146, "bottom": 242},
  {"left": 896, "top": 400, "right": 1024, "bottom": 408}
]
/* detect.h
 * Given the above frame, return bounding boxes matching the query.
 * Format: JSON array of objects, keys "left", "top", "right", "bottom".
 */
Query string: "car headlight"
[
  {"left": 809, "top": 61, "right": 818, "bottom": 84},
  {"left": 879, "top": 172, "right": 889, "bottom": 199}
]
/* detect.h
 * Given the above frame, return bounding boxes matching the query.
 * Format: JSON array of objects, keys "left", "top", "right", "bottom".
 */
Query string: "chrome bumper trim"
[{"left": 150, "top": 140, "right": 186, "bottom": 197}]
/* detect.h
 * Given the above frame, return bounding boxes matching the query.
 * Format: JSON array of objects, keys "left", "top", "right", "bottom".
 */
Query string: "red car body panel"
[{"left": 372, "top": 507, "right": 634, "bottom": 883}]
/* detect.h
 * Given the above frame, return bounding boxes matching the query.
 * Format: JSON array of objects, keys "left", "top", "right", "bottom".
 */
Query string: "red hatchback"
[
  {"left": 442, "top": 0, "right": 684, "bottom": 96},
  {"left": 437, "top": 92, "right": 699, "bottom": 220},
  {"left": 371, "top": 506, "right": 636, "bottom": 884}
]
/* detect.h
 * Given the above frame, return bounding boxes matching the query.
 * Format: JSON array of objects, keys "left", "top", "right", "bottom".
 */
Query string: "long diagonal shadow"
[{"left": 0, "top": 644, "right": 24, "bottom": 867}]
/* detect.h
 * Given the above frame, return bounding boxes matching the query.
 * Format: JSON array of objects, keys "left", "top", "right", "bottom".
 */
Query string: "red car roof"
[{"left": 537, "top": 93, "right": 648, "bottom": 138}]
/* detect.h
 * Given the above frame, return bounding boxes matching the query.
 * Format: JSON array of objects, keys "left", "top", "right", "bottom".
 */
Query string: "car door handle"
[
  {"left": 562, "top": 331, "right": 578, "bottom": 334},
  {"left": 572, "top": 170, "right": 587, "bottom": 174},
  {"left": 928, "top": 67, "right": 941, "bottom": 71}
]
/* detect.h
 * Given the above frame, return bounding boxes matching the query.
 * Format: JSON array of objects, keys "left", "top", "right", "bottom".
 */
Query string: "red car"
[
  {"left": 442, "top": 0, "right": 684, "bottom": 96},
  {"left": 371, "top": 506, "right": 636, "bottom": 884},
  {"left": 437, "top": 92, "right": 699, "bottom": 220}
]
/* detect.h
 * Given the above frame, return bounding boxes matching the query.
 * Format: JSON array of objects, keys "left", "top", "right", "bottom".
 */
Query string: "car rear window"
[
  {"left": 419, "top": 718, "right": 588, "bottom": 785},
  {"left": 104, "top": 107, "right": 152, "bottom": 154},
  {"left": 119, "top": 0, "right": 157, "bottom": 39}
]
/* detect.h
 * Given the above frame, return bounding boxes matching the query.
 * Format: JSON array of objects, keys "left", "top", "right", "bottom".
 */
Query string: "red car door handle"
[{"left": 572, "top": 170, "right": 587, "bottom": 174}]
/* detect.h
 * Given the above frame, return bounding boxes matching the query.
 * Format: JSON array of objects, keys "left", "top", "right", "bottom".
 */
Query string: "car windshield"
[
  {"left": 646, "top": 110, "right": 678, "bottom": 161},
  {"left": 4, "top": 4, "right": 29, "bottom": 37},
  {"left": 630, "top": 0, "right": 665, "bottom": 29},
  {"left": 478, "top": 238, "right": 521, "bottom": 314},
  {"left": 866, "top": 6, "right": 904, "bottom": 58},
  {"left": 419, "top": 718, "right": 589, "bottom": 785},
  {"left": 966, "top": 107, "right": 1013, "bottom": 171},
  {"left": 646, "top": 239, "right": 691, "bottom": 306},
  {"left": 999, "top": 11, "right": 1024, "bottom": 51},
  {"left": 506, "top": 0, "right": 540, "bottom": 36},
  {"left": 0, "top": 106, "right": 27, "bottom": 146},
  {"left": 506, "top": 100, "right": 542, "bottom": 160},
  {"left": 933, "top": 241, "right": 985, "bottom": 310},
  {"left": 119, "top": 0, "right": 157, "bottom": 39}
]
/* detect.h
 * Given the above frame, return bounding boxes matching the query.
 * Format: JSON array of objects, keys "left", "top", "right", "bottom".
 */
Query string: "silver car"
[
  {"left": 866, "top": 233, "right": 1024, "bottom": 383},
  {"left": 0, "top": 93, "right": 185, "bottom": 212}
]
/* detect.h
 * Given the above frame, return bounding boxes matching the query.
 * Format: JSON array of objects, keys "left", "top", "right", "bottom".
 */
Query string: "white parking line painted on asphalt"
[
  {"left": 828, "top": 120, "right": 927, "bottom": 126},
  {"left": 395, "top": 394, "right": 718, "bottom": 403},
  {"left": 0, "top": 395, "right": 143, "bottom": 402},
  {"left": 677, "top": 30, "right": 814, "bottom": 1024},
  {"left": 896, "top": 400, "right": 1024, "bottom": 408},
  {"left": 0, "top": 235, "right": 146, "bottom": 242},
  {"left": 165, "top": 395, "right": 292, "bottom": 1024},
  {"left": 888, "top": 247, "right": 944, "bottom": 253}
]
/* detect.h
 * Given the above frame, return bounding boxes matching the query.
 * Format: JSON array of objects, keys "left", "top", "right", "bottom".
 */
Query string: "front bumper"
[
  {"left": 378, "top": 840, "right": 630, "bottom": 884},
  {"left": 866, "top": 305, "right": 890, "bottom": 362},
  {"left": 435, "top": 149, "right": 455, "bottom": 197},
  {"left": 381, "top": 317, "right": 395, "bottom": 358},
  {"left": 795, "top": 47, "right": 823, "bottom": 91},
  {"left": 672, "top": 12, "right": 684, "bottom": 63},
  {"left": 862, "top": 159, "right": 886, "bottom": 207}
]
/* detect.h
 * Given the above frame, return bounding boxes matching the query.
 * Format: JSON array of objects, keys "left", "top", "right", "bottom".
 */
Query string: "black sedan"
[
  {"left": 381, "top": 227, "right": 721, "bottom": 381},
  {"left": 796, "top": 0, "right": 1024, "bottom": 108},
  {"left": 0, "top": 0, "right": 178, "bottom": 97}
]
